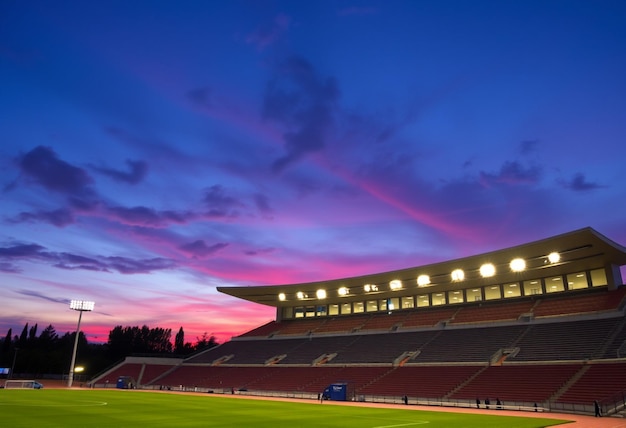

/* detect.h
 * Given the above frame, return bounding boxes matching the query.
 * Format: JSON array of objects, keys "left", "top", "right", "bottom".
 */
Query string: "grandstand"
[{"left": 91, "top": 227, "right": 626, "bottom": 417}]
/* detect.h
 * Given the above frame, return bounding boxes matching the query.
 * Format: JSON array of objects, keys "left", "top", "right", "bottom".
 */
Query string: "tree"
[
  {"left": 38, "top": 325, "right": 58, "bottom": 350},
  {"left": 18, "top": 323, "right": 28, "bottom": 347},
  {"left": 195, "top": 332, "right": 218, "bottom": 351},
  {"left": 107, "top": 325, "right": 173, "bottom": 359},
  {"left": 28, "top": 323, "right": 38, "bottom": 343},
  {"left": 2, "top": 328, "right": 11, "bottom": 353},
  {"left": 174, "top": 327, "right": 185, "bottom": 354}
]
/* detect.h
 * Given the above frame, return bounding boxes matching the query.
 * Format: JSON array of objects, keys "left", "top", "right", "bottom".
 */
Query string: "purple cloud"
[
  {"left": 0, "top": 243, "right": 46, "bottom": 258},
  {"left": 105, "top": 205, "right": 194, "bottom": 227},
  {"left": 244, "top": 247, "right": 275, "bottom": 256},
  {"left": 54, "top": 252, "right": 109, "bottom": 272},
  {"left": 16, "top": 146, "right": 94, "bottom": 196},
  {"left": 479, "top": 161, "right": 542, "bottom": 187},
  {"left": 0, "top": 242, "right": 176, "bottom": 275},
  {"left": 0, "top": 262, "right": 21, "bottom": 273},
  {"left": 559, "top": 173, "right": 604, "bottom": 192},
  {"left": 203, "top": 185, "right": 242, "bottom": 218},
  {"left": 262, "top": 56, "right": 340, "bottom": 171},
  {"left": 179, "top": 240, "right": 229, "bottom": 258},
  {"left": 17, "top": 289, "right": 69, "bottom": 304},
  {"left": 104, "top": 256, "right": 176, "bottom": 274},
  {"left": 10, "top": 208, "right": 75, "bottom": 227},
  {"left": 92, "top": 159, "right": 148, "bottom": 184}
]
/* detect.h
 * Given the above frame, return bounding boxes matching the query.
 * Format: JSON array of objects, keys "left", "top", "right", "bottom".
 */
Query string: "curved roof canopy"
[{"left": 217, "top": 228, "right": 626, "bottom": 307}]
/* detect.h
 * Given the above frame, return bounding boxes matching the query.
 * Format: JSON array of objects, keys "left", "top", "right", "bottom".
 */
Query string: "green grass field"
[{"left": 0, "top": 389, "right": 571, "bottom": 428}]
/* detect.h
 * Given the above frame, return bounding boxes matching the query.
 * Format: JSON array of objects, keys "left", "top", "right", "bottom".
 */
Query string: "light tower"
[{"left": 68, "top": 300, "right": 94, "bottom": 387}]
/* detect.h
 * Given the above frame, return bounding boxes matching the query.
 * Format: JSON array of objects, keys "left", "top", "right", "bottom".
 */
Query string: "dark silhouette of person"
[
  {"left": 496, "top": 398, "right": 502, "bottom": 409},
  {"left": 594, "top": 400, "right": 601, "bottom": 417},
  {"left": 476, "top": 398, "right": 480, "bottom": 408},
  {"left": 485, "top": 397, "right": 490, "bottom": 409},
  {"left": 403, "top": 395, "right": 408, "bottom": 405}
]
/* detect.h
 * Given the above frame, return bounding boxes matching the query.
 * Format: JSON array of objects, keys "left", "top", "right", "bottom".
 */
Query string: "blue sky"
[{"left": 1, "top": 0, "right": 625, "bottom": 344}]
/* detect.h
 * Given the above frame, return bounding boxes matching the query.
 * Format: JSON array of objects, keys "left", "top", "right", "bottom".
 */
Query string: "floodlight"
[
  {"left": 389, "top": 280, "right": 402, "bottom": 290},
  {"left": 480, "top": 263, "right": 496, "bottom": 278},
  {"left": 451, "top": 269, "right": 465, "bottom": 282},
  {"left": 68, "top": 300, "right": 95, "bottom": 388},
  {"left": 278, "top": 293, "right": 286, "bottom": 301},
  {"left": 510, "top": 258, "right": 526, "bottom": 272},
  {"left": 364, "top": 284, "right": 378, "bottom": 292},
  {"left": 70, "top": 300, "right": 95, "bottom": 311},
  {"left": 548, "top": 252, "right": 560, "bottom": 263},
  {"left": 417, "top": 275, "right": 430, "bottom": 287},
  {"left": 316, "top": 289, "right": 327, "bottom": 299}
]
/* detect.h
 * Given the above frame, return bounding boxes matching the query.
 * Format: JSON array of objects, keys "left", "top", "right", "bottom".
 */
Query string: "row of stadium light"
[{"left": 278, "top": 252, "right": 561, "bottom": 302}]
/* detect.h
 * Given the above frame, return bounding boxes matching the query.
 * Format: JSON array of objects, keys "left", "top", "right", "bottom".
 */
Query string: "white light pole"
[{"left": 68, "top": 300, "right": 94, "bottom": 388}]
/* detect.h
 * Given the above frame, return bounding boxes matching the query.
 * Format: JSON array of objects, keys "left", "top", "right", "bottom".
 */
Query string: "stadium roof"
[{"left": 217, "top": 227, "right": 626, "bottom": 308}]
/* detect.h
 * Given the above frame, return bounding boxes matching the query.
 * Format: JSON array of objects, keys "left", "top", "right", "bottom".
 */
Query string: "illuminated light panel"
[
  {"left": 338, "top": 287, "right": 349, "bottom": 296},
  {"left": 389, "top": 279, "right": 402, "bottom": 290},
  {"left": 548, "top": 252, "right": 560, "bottom": 263},
  {"left": 417, "top": 275, "right": 430, "bottom": 287},
  {"left": 510, "top": 258, "right": 526, "bottom": 272},
  {"left": 480, "top": 263, "right": 496, "bottom": 278},
  {"left": 70, "top": 300, "right": 95, "bottom": 311},
  {"left": 316, "top": 289, "right": 327, "bottom": 299},
  {"left": 451, "top": 269, "right": 464, "bottom": 282},
  {"left": 278, "top": 293, "right": 286, "bottom": 301},
  {"left": 364, "top": 284, "right": 378, "bottom": 292}
]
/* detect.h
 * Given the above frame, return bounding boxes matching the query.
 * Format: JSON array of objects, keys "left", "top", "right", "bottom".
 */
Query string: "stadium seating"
[{"left": 94, "top": 286, "right": 626, "bottom": 416}]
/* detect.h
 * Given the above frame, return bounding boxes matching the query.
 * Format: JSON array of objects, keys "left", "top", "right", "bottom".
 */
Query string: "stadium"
[{"left": 89, "top": 227, "right": 626, "bottom": 418}]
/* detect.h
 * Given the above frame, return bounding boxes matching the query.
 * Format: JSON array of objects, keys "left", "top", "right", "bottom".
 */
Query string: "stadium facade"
[{"left": 217, "top": 227, "right": 626, "bottom": 321}]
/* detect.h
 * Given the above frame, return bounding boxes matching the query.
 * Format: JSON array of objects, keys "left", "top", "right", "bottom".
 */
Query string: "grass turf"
[{"left": 0, "top": 389, "right": 571, "bottom": 428}]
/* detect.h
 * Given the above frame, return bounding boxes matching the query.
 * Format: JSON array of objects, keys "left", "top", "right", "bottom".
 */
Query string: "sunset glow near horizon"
[{"left": 1, "top": 1, "right": 625, "bottom": 345}]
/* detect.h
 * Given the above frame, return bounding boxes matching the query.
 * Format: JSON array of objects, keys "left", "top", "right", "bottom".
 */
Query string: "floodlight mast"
[{"left": 68, "top": 300, "right": 94, "bottom": 388}]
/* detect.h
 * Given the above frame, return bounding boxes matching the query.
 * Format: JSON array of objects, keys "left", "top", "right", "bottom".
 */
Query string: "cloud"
[
  {"left": 92, "top": 159, "right": 148, "bottom": 184},
  {"left": 262, "top": 56, "right": 340, "bottom": 171},
  {"left": 479, "top": 161, "right": 542, "bottom": 187},
  {"left": 105, "top": 205, "right": 194, "bottom": 227},
  {"left": 0, "top": 262, "right": 21, "bottom": 273},
  {"left": 179, "top": 240, "right": 229, "bottom": 258},
  {"left": 246, "top": 14, "right": 291, "bottom": 50},
  {"left": 559, "top": 172, "right": 605, "bottom": 192},
  {"left": 0, "top": 242, "right": 176, "bottom": 274},
  {"left": 0, "top": 243, "right": 47, "bottom": 273},
  {"left": 103, "top": 256, "right": 176, "bottom": 274},
  {"left": 10, "top": 208, "right": 75, "bottom": 227},
  {"left": 203, "top": 185, "right": 243, "bottom": 218},
  {"left": 15, "top": 146, "right": 94, "bottom": 196},
  {"left": 244, "top": 247, "right": 275, "bottom": 256},
  {"left": 16, "top": 289, "right": 70, "bottom": 305},
  {"left": 54, "top": 252, "right": 109, "bottom": 272}
]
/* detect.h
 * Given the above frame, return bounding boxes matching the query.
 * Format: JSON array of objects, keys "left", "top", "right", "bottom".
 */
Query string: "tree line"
[{"left": 0, "top": 323, "right": 218, "bottom": 379}]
